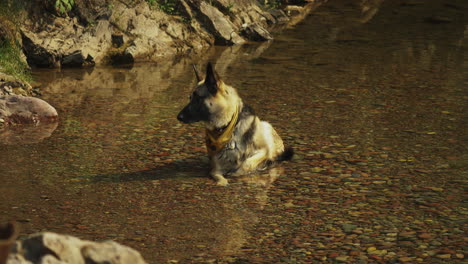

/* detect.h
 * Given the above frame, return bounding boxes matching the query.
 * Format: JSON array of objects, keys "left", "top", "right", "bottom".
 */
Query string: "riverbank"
[
  {"left": 0, "top": 0, "right": 322, "bottom": 127},
  {"left": 1, "top": 0, "right": 321, "bottom": 72}
]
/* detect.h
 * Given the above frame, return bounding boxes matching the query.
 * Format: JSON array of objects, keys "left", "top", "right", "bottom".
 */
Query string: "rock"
[
  {"left": 399, "top": 256, "right": 415, "bottom": 262},
  {"left": 21, "top": 18, "right": 112, "bottom": 68},
  {"left": 109, "top": 48, "right": 135, "bottom": 65},
  {"left": 417, "top": 232, "right": 432, "bottom": 239},
  {"left": 0, "top": 95, "right": 58, "bottom": 125},
  {"left": 335, "top": 256, "right": 349, "bottom": 262},
  {"left": 7, "top": 232, "right": 147, "bottom": 264},
  {"left": 111, "top": 34, "right": 125, "bottom": 48},
  {"left": 81, "top": 241, "right": 146, "bottom": 264},
  {"left": 342, "top": 223, "right": 358, "bottom": 233},
  {"left": 197, "top": 1, "right": 245, "bottom": 45},
  {"left": 286, "top": 5, "right": 304, "bottom": 16},
  {"left": 435, "top": 254, "right": 451, "bottom": 259},
  {"left": 241, "top": 22, "right": 273, "bottom": 41},
  {"left": 0, "top": 81, "right": 32, "bottom": 96},
  {"left": 14, "top": 0, "right": 320, "bottom": 67},
  {"left": 62, "top": 50, "right": 95, "bottom": 67},
  {"left": 269, "top": 9, "right": 290, "bottom": 24}
]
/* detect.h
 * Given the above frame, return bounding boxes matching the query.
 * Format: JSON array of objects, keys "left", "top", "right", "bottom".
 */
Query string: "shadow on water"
[{"left": 90, "top": 157, "right": 209, "bottom": 183}]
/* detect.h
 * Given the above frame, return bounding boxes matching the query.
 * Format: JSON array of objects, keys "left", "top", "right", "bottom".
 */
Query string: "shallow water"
[{"left": 1, "top": 0, "right": 467, "bottom": 263}]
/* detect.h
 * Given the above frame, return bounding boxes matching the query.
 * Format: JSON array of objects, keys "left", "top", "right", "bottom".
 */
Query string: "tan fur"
[
  {"left": 206, "top": 83, "right": 285, "bottom": 186},
  {"left": 204, "top": 82, "right": 240, "bottom": 130},
  {"left": 178, "top": 63, "right": 289, "bottom": 186}
]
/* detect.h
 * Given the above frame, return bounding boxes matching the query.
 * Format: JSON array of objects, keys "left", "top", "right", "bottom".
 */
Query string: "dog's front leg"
[
  {"left": 233, "top": 148, "right": 268, "bottom": 176},
  {"left": 210, "top": 159, "right": 229, "bottom": 186}
]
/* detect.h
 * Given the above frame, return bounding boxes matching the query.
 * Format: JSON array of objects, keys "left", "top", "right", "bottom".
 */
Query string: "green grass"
[
  {"left": 0, "top": 0, "right": 32, "bottom": 83},
  {"left": 226, "top": 3, "right": 234, "bottom": 12},
  {"left": 146, "top": 0, "right": 179, "bottom": 15},
  {"left": 0, "top": 40, "right": 32, "bottom": 83},
  {"left": 53, "top": 0, "right": 75, "bottom": 14},
  {"left": 158, "top": 0, "right": 177, "bottom": 15},
  {"left": 0, "top": 0, "right": 25, "bottom": 19},
  {"left": 263, "top": 0, "right": 281, "bottom": 9}
]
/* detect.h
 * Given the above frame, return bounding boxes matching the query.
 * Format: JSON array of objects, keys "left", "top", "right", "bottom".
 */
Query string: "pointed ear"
[{"left": 205, "top": 62, "right": 219, "bottom": 95}]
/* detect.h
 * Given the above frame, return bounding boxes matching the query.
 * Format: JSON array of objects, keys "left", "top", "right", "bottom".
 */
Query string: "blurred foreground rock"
[
  {"left": 1, "top": 223, "right": 17, "bottom": 264},
  {"left": 7, "top": 232, "right": 147, "bottom": 264}
]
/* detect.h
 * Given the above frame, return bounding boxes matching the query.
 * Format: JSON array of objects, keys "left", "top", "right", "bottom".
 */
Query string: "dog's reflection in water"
[{"left": 235, "top": 167, "right": 284, "bottom": 209}]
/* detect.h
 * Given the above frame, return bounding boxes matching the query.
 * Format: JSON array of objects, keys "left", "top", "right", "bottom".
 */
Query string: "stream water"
[{"left": 1, "top": 0, "right": 467, "bottom": 263}]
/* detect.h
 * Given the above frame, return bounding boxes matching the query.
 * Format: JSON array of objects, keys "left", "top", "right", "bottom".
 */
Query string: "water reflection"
[{"left": 0, "top": 122, "right": 58, "bottom": 145}]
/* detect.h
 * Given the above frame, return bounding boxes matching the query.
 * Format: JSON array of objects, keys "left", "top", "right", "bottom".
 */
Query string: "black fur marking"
[
  {"left": 205, "top": 63, "right": 218, "bottom": 95},
  {"left": 240, "top": 153, "right": 247, "bottom": 162},
  {"left": 276, "top": 147, "right": 294, "bottom": 162},
  {"left": 236, "top": 104, "right": 255, "bottom": 126},
  {"left": 242, "top": 118, "right": 256, "bottom": 146},
  {"left": 239, "top": 104, "right": 255, "bottom": 119},
  {"left": 239, "top": 104, "right": 257, "bottom": 146},
  {"left": 177, "top": 92, "right": 211, "bottom": 123}
]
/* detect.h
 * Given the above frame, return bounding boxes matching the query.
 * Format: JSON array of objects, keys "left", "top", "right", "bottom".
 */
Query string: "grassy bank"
[
  {"left": 0, "top": 40, "right": 32, "bottom": 83},
  {"left": 0, "top": 0, "right": 32, "bottom": 83}
]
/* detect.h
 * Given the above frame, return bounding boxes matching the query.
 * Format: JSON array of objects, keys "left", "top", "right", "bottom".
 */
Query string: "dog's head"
[{"left": 177, "top": 63, "right": 236, "bottom": 125}]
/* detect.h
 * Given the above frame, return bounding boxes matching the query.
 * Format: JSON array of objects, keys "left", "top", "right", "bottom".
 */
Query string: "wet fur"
[{"left": 177, "top": 63, "right": 293, "bottom": 186}]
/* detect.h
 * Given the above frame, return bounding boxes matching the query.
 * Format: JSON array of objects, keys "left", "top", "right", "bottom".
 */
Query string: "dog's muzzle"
[
  {"left": 177, "top": 112, "right": 185, "bottom": 122},
  {"left": 177, "top": 110, "right": 194, "bottom": 124}
]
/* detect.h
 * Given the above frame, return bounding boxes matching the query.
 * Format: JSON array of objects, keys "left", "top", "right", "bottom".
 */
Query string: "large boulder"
[
  {"left": 197, "top": 1, "right": 245, "bottom": 45},
  {"left": 7, "top": 232, "right": 147, "bottom": 264},
  {"left": 21, "top": 17, "right": 112, "bottom": 68},
  {"left": 0, "top": 95, "right": 58, "bottom": 125}
]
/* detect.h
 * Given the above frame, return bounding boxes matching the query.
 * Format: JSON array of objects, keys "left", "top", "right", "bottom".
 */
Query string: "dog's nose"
[{"left": 177, "top": 112, "right": 184, "bottom": 122}]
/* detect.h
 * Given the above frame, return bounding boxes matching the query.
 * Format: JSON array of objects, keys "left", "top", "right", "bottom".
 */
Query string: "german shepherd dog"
[{"left": 177, "top": 63, "right": 293, "bottom": 186}]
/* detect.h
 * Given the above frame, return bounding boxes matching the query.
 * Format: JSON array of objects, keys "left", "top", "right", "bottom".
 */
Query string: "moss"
[{"left": 0, "top": 40, "right": 32, "bottom": 83}]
